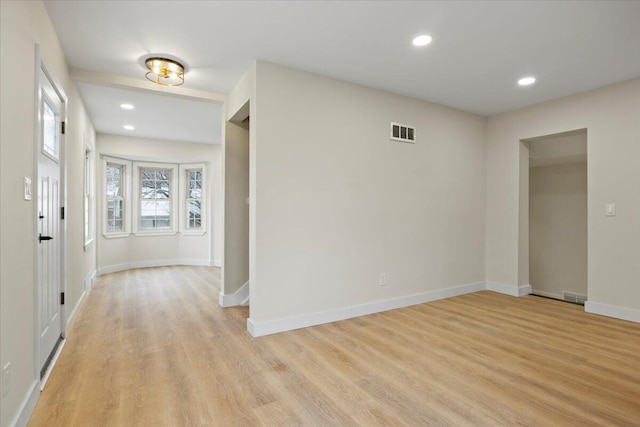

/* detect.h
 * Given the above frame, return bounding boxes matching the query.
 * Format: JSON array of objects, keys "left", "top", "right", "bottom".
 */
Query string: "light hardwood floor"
[{"left": 29, "top": 266, "right": 640, "bottom": 426}]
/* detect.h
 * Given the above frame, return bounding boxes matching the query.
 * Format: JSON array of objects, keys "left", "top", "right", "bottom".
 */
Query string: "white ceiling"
[
  {"left": 45, "top": 1, "right": 640, "bottom": 118},
  {"left": 77, "top": 83, "right": 222, "bottom": 144}
]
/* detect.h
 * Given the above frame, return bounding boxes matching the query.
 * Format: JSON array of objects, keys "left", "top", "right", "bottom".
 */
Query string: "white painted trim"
[
  {"left": 66, "top": 291, "right": 86, "bottom": 329},
  {"left": 486, "top": 282, "right": 531, "bottom": 297},
  {"left": 102, "top": 156, "right": 132, "bottom": 236},
  {"left": 247, "top": 281, "right": 486, "bottom": 337},
  {"left": 531, "top": 290, "right": 563, "bottom": 300},
  {"left": 179, "top": 258, "right": 212, "bottom": 267},
  {"left": 132, "top": 161, "right": 179, "bottom": 235},
  {"left": 40, "top": 339, "right": 66, "bottom": 391},
  {"left": 179, "top": 163, "right": 207, "bottom": 234},
  {"left": 585, "top": 301, "right": 640, "bottom": 323},
  {"left": 219, "top": 280, "right": 250, "bottom": 307},
  {"left": 212, "top": 259, "right": 222, "bottom": 267},
  {"left": 10, "top": 380, "right": 39, "bottom": 427},
  {"left": 84, "top": 270, "right": 97, "bottom": 292},
  {"left": 70, "top": 67, "right": 227, "bottom": 103},
  {"left": 97, "top": 259, "right": 211, "bottom": 275},
  {"left": 133, "top": 231, "right": 178, "bottom": 237}
]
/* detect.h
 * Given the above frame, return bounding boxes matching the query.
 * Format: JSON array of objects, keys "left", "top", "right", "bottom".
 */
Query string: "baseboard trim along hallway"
[
  {"left": 248, "top": 281, "right": 487, "bottom": 337},
  {"left": 585, "top": 300, "right": 640, "bottom": 323}
]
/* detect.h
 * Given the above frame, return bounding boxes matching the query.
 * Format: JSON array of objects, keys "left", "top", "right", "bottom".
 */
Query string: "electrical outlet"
[
  {"left": 379, "top": 273, "right": 387, "bottom": 286},
  {"left": 2, "top": 362, "right": 11, "bottom": 397}
]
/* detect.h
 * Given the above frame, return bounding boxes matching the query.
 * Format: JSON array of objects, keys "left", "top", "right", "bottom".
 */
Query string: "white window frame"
[
  {"left": 132, "top": 161, "right": 178, "bottom": 236},
  {"left": 83, "top": 138, "right": 95, "bottom": 249},
  {"left": 179, "top": 163, "right": 207, "bottom": 235},
  {"left": 102, "top": 156, "right": 131, "bottom": 238}
]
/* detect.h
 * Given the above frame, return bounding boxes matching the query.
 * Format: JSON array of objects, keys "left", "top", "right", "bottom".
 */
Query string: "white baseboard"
[
  {"left": 10, "top": 380, "right": 39, "bottom": 427},
  {"left": 219, "top": 280, "right": 250, "bottom": 307},
  {"left": 40, "top": 339, "right": 66, "bottom": 391},
  {"left": 487, "top": 282, "right": 532, "bottom": 297},
  {"left": 84, "top": 270, "right": 97, "bottom": 291},
  {"left": 585, "top": 301, "right": 640, "bottom": 323},
  {"left": 247, "top": 281, "right": 486, "bottom": 337},
  {"left": 179, "top": 258, "right": 212, "bottom": 267},
  {"left": 66, "top": 290, "right": 86, "bottom": 329},
  {"left": 212, "top": 259, "right": 222, "bottom": 267},
  {"left": 98, "top": 259, "right": 212, "bottom": 276},
  {"left": 531, "top": 290, "right": 563, "bottom": 300}
]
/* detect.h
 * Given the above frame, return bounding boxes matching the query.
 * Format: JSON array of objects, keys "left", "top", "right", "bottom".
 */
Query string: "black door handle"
[{"left": 39, "top": 234, "right": 53, "bottom": 243}]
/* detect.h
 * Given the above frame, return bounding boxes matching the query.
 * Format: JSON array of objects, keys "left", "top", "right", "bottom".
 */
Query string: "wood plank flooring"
[{"left": 29, "top": 266, "right": 640, "bottom": 426}]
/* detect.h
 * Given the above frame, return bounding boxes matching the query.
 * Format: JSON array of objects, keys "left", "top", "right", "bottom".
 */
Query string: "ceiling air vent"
[{"left": 390, "top": 122, "right": 416, "bottom": 143}]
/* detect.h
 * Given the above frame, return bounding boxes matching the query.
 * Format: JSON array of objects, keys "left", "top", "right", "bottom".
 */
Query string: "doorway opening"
[
  {"left": 523, "top": 129, "right": 588, "bottom": 304},
  {"left": 220, "top": 100, "right": 250, "bottom": 308}
]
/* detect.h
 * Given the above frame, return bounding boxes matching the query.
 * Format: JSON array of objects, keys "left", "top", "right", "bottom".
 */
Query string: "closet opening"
[{"left": 524, "top": 129, "right": 588, "bottom": 304}]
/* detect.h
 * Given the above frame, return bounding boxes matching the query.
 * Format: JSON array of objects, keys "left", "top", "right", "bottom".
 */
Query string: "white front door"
[{"left": 37, "top": 68, "right": 64, "bottom": 375}]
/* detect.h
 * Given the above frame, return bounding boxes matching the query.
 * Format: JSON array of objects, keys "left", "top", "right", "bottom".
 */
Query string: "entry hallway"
[{"left": 29, "top": 266, "right": 640, "bottom": 426}]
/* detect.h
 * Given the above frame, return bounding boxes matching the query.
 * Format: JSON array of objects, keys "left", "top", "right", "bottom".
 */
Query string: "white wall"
[
  {"left": 96, "top": 134, "right": 221, "bottom": 272},
  {"left": 66, "top": 83, "right": 98, "bottom": 314},
  {"left": 486, "top": 79, "right": 640, "bottom": 319},
  {"left": 518, "top": 142, "right": 530, "bottom": 287},
  {"left": 211, "top": 147, "right": 223, "bottom": 266},
  {"left": 530, "top": 161, "right": 588, "bottom": 298},
  {"left": 222, "top": 121, "right": 250, "bottom": 295},
  {"left": 0, "top": 1, "right": 96, "bottom": 425},
  {"left": 250, "top": 62, "right": 487, "bottom": 328},
  {"left": 223, "top": 64, "right": 255, "bottom": 300}
]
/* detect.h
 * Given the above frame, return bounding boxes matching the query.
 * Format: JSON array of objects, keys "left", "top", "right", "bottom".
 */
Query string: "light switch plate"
[
  {"left": 24, "top": 177, "right": 32, "bottom": 201},
  {"left": 605, "top": 203, "right": 616, "bottom": 217}
]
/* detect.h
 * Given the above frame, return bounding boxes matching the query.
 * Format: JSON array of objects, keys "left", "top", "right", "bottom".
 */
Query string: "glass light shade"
[{"left": 145, "top": 57, "right": 184, "bottom": 86}]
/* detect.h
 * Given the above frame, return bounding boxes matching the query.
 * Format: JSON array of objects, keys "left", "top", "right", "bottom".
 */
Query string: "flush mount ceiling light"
[
  {"left": 518, "top": 76, "right": 536, "bottom": 86},
  {"left": 412, "top": 35, "right": 433, "bottom": 47},
  {"left": 145, "top": 57, "right": 184, "bottom": 86},
  {"left": 120, "top": 103, "right": 134, "bottom": 110},
  {"left": 123, "top": 125, "right": 135, "bottom": 130}
]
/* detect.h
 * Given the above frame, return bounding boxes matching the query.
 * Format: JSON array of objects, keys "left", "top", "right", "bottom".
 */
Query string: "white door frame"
[{"left": 33, "top": 45, "right": 68, "bottom": 382}]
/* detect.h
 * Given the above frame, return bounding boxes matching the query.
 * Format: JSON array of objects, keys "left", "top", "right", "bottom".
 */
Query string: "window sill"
[
  {"left": 133, "top": 231, "right": 178, "bottom": 237},
  {"left": 180, "top": 230, "right": 206, "bottom": 236},
  {"left": 103, "top": 232, "right": 131, "bottom": 239}
]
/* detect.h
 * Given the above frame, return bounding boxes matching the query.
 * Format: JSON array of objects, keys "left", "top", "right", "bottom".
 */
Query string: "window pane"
[
  {"left": 43, "top": 99, "right": 58, "bottom": 158},
  {"left": 140, "top": 219, "right": 155, "bottom": 229},
  {"left": 189, "top": 187, "right": 202, "bottom": 199},
  {"left": 107, "top": 200, "right": 124, "bottom": 232},
  {"left": 141, "top": 170, "right": 156, "bottom": 180},
  {"left": 141, "top": 179, "right": 155, "bottom": 198},
  {"left": 139, "top": 168, "right": 172, "bottom": 230},
  {"left": 140, "top": 200, "right": 171, "bottom": 229},
  {"left": 107, "top": 200, "right": 117, "bottom": 219},
  {"left": 106, "top": 164, "right": 122, "bottom": 197},
  {"left": 140, "top": 200, "right": 156, "bottom": 222},
  {"left": 187, "top": 200, "right": 201, "bottom": 229},
  {"left": 156, "top": 180, "right": 170, "bottom": 198},
  {"left": 188, "top": 170, "right": 202, "bottom": 199},
  {"left": 156, "top": 200, "right": 170, "bottom": 224}
]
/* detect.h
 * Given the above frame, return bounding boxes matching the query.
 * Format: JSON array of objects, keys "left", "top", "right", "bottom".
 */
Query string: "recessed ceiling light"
[
  {"left": 518, "top": 77, "right": 536, "bottom": 86},
  {"left": 123, "top": 125, "right": 135, "bottom": 130},
  {"left": 413, "top": 35, "right": 433, "bottom": 47},
  {"left": 120, "top": 103, "right": 134, "bottom": 110}
]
